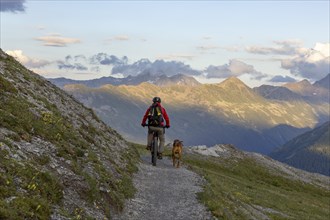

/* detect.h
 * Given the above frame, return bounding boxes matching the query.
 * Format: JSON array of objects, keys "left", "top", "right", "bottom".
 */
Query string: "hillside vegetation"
[
  {"left": 0, "top": 49, "right": 139, "bottom": 219},
  {"left": 183, "top": 145, "right": 330, "bottom": 219},
  {"left": 132, "top": 143, "right": 330, "bottom": 219}
]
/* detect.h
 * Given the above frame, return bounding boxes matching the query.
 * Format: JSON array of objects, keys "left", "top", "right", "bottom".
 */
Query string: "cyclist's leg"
[
  {"left": 156, "top": 127, "right": 165, "bottom": 155},
  {"left": 147, "top": 127, "right": 153, "bottom": 150}
]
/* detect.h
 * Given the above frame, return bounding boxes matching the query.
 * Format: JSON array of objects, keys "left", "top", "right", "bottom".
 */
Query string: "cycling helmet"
[{"left": 152, "top": 97, "right": 161, "bottom": 103}]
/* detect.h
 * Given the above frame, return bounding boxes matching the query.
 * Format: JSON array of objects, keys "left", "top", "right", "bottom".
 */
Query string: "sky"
[{"left": 0, "top": 0, "right": 329, "bottom": 87}]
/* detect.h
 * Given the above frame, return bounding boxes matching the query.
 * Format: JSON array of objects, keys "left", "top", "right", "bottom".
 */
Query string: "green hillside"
[
  {"left": 0, "top": 49, "right": 139, "bottom": 219},
  {"left": 185, "top": 152, "right": 330, "bottom": 219}
]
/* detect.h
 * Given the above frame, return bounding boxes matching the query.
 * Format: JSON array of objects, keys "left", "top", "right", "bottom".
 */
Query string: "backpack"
[{"left": 147, "top": 103, "right": 164, "bottom": 126}]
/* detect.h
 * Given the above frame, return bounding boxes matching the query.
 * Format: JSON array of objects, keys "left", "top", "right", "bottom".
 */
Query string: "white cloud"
[
  {"left": 156, "top": 53, "right": 195, "bottom": 61},
  {"left": 113, "top": 35, "right": 129, "bottom": 41},
  {"left": 6, "top": 50, "right": 50, "bottom": 68},
  {"left": 204, "top": 59, "right": 266, "bottom": 79},
  {"left": 35, "top": 35, "right": 81, "bottom": 47},
  {"left": 228, "top": 59, "right": 254, "bottom": 75},
  {"left": 281, "top": 42, "right": 330, "bottom": 80},
  {"left": 196, "top": 45, "right": 219, "bottom": 51},
  {"left": 245, "top": 40, "right": 301, "bottom": 55},
  {"left": 220, "top": 46, "right": 241, "bottom": 52},
  {"left": 105, "top": 35, "right": 130, "bottom": 43}
]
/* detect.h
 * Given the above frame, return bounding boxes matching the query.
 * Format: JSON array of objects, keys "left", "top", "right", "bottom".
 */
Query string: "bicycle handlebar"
[{"left": 143, "top": 124, "right": 169, "bottom": 128}]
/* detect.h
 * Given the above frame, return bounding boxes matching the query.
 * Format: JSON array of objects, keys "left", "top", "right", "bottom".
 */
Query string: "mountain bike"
[{"left": 145, "top": 125, "right": 166, "bottom": 166}]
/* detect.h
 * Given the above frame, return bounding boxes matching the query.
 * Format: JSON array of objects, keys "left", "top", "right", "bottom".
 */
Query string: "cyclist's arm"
[
  {"left": 162, "top": 108, "right": 170, "bottom": 127},
  {"left": 141, "top": 107, "right": 150, "bottom": 124}
]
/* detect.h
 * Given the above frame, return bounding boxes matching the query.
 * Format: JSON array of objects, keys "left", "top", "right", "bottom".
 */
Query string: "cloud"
[
  {"left": 90, "top": 53, "right": 128, "bottom": 65},
  {"left": 220, "top": 46, "right": 241, "bottom": 52},
  {"left": 57, "top": 61, "right": 88, "bottom": 71},
  {"left": 105, "top": 35, "right": 130, "bottom": 43},
  {"left": 246, "top": 39, "right": 303, "bottom": 55},
  {"left": 56, "top": 55, "right": 89, "bottom": 71},
  {"left": 53, "top": 53, "right": 128, "bottom": 72},
  {"left": 6, "top": 50, "right": 50, "bottom": 68},
  {"left": 204, "top": 59, "right": 265, "bottom": 79},
  {"left": 156, "top": 53, "right": 195, "bottom": 61},
  {"left": 281, "top": 42, "right": 330, "bottom": 80},
  {"left": 35, "top": 35, "right": 81, "bottom": 47},
  {"left": 196, "top": 45, "right": 219, "bottom": 51},
  {"left": 113, "top": 35, "right": 129, "bottom": 41},
  {"left": 56, "top": 57, "right": 87, "bottom": 71},
  {"left": 0, "top": 0, "right": 26, "bottom": 13},
  {"left": 112, "top": 59, "right": 200, "bottom": 77},
  {"left": 269, "top": 75, "right": 297, "bottom": 83}
]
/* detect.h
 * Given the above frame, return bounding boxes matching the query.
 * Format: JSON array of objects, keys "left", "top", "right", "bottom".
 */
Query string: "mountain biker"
[{"left": 141, "top": 97, "right": 170, "bottom": 159}]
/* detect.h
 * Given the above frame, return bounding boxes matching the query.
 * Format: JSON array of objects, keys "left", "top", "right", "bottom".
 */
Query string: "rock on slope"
[{"left": 0, "top": 49, "right": 139, "bottom": 219}]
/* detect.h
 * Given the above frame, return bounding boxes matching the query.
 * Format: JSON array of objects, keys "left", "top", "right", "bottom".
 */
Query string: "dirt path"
[{"left": 113, "top": 156, "right": 214, "bottom": 220}]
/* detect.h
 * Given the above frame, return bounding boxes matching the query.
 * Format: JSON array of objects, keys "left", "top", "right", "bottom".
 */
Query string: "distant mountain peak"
[
  {"left": 253, "top": 84, "right": 303, "bottom": 101},
  {"left": 219, "top": 76, "right": 250, "bottom": 89},
  {"left": 283, "top": 76, "right": 329, "bottom": 101},
  {"left": 154, "top": 73, "right": 200, "bottom": 87},
  {"left": 299, "top": 79, "right": 312, "bottom": 86},
  {"left": 314, "top": 73, "right": 330, "bottom": 89},
  {"left": 284, "top": 79, "right": 312, "bottom": 87}
]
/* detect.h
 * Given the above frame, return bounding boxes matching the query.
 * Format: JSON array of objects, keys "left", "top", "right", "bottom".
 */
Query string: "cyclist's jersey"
[{"left": 141, "top": 103, "right": 170, "bottom": 127}]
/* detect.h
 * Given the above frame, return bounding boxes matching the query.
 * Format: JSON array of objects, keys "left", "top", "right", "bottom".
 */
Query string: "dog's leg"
[
  {"left": 177, "top": 152, "right": 182, "bottom": 168},
  {"left": 176, "top": 156, "right": 179, "bottom": 168}
]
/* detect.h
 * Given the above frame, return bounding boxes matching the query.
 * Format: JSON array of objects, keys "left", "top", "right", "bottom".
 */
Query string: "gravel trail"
[{"left": 113, "top": 156, "right": 214, "bottom": 220}]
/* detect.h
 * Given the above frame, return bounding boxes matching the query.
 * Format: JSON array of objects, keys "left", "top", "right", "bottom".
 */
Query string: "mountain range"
[
  {"left": 48, "top": 72, "right": 201, "bottom": 88},
  {"left": 50, "top": 73, "right": 329, "bottom": 155}
]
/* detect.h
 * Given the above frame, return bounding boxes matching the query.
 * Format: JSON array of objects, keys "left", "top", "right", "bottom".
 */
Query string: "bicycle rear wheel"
[{"left": 151, "top": 137, "right": 158, "bottom": 166}]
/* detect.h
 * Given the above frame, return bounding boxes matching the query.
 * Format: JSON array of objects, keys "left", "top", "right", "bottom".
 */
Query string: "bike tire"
[{"left": 151, "top": 137, "right": 158, "bottom": 166}]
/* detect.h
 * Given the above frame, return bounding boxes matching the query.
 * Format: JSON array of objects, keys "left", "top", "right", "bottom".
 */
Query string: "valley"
[{"left": 55, "top": 75, "right": 329, "bottom": 154}]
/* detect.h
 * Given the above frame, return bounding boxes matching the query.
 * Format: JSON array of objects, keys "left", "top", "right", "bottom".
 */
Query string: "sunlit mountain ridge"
[{"left": 56, "top": 74, "right": 330, "bottom": 154}]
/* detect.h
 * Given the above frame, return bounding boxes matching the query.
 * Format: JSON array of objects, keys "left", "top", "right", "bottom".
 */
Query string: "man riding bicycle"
[{"left": 141, "top": 97, "right": 170, "bottom": 159}]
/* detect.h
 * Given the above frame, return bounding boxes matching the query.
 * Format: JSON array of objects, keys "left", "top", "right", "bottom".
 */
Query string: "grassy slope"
[
  {"left": 133, "top": 144, "right": 329, "bottom": 220},
  {"left": 184, "top": 154, "right": 330, "bottom": 220},
  {"left": 0, "top": 50, "right": 140, "bottom": 219}
]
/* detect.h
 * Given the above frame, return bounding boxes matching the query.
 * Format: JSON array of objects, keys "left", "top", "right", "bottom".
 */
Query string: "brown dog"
[{"left": 172, "top": 139, "right": 183, "bottom": 168}]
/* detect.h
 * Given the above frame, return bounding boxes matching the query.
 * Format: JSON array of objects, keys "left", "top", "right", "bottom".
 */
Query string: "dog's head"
[{"left": 173, "top": 139, "right": 183, "bottom": 148}]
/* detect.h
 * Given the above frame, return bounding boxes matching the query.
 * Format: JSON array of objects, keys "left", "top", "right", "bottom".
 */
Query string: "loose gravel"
[{"left": 113, "top": 156, "right": 214, "bottom": 220}]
